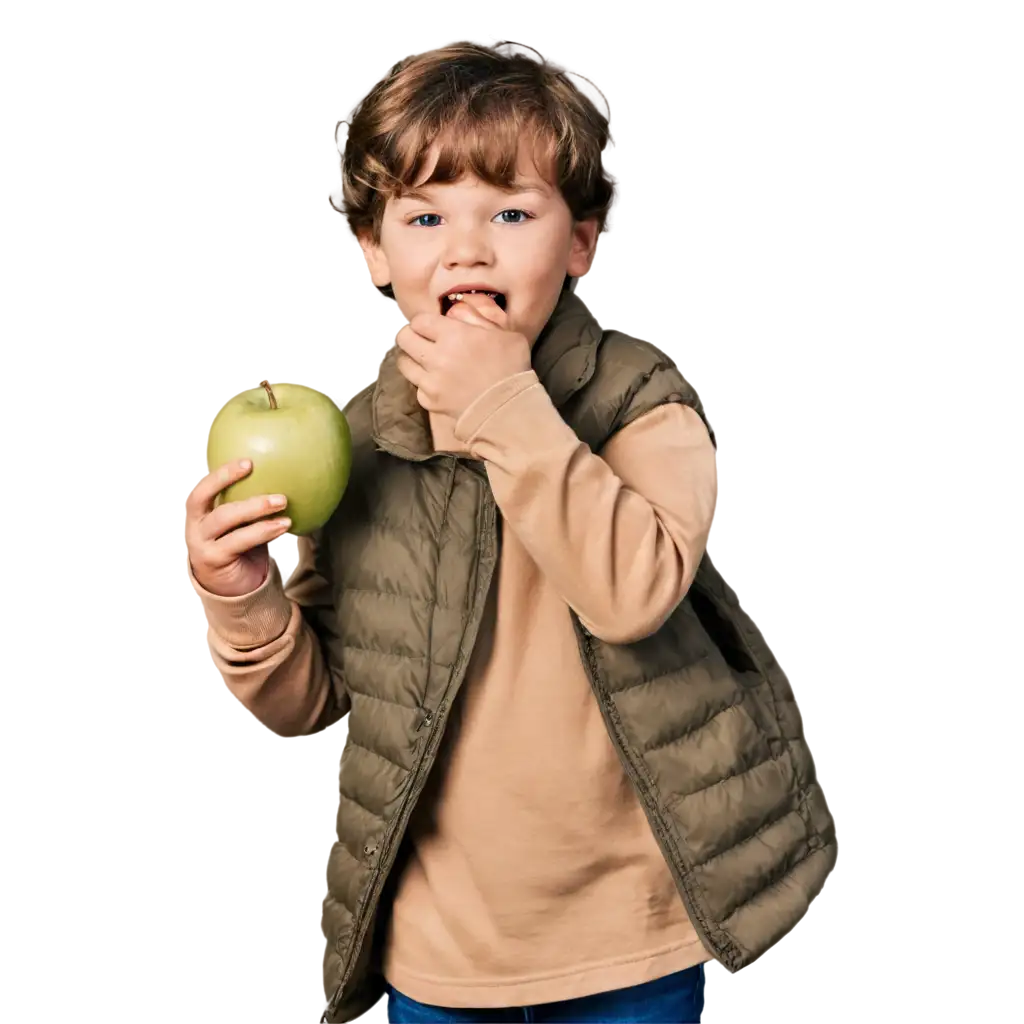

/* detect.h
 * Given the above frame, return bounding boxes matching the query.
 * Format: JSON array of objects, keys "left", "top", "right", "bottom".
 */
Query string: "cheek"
[
  {"left": 520, "top": 225, "right": 571, "bottom": 279},
  {"left": 385, "top": 244, "right": 437, "bottom": 311}
]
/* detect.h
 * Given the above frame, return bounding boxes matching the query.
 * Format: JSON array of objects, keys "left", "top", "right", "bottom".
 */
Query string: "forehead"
[{"left": 398, "top": 138, "right": 555, "bottom": 203}]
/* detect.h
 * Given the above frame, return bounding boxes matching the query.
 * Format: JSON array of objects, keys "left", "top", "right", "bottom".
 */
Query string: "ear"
[
  {"left": 357, "top": 228, "right": 392, "bottom": 289},
  {"left": 566, "top": 218, "right": 600, "bottom": 280}
]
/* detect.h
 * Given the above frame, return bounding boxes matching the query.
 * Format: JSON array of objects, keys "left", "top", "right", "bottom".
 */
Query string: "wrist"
[
  {"left": 188, "top": 552, "right": 292, "bottom": 646},
  {"left": 187, "top": 561, "right": 268, "bottom": 598}
]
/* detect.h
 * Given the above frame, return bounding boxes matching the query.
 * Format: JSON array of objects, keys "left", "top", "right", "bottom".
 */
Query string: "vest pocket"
[
  {"left": 687, "top": 588, "right": 757, "bottom": 674},
  {"left": 685, "top": 589, "right": 782, "bottom": 749}
]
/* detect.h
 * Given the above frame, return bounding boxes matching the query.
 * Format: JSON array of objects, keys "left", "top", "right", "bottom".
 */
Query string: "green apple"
[{"left": 207, "top": 380, "right": 352, "bottom": 536}]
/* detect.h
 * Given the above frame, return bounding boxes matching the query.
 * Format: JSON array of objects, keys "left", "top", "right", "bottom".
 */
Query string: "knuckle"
[
  {"left": 189, "top": 548, "right": 209, "bottom": 573},
  {"left": 208, "top": 541, "right": 225, "bottom": 564}
]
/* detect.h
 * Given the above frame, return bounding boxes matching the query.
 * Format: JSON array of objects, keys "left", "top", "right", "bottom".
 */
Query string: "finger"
[
  {"left": 403, "top": 312, "right": 445, "bottom": 344},
  {"left": 395, "top": 323, "right": 433, "bottom": 366},
  {"left": 443, "top": 302, "right": 490, "bottom": 325},
  {"left": 187, "top": 459, "right": 252, "bottom": 518},
  {"left": 413, "top": 387, "right": 438, "bottom": 411},
  {"left": 395, "top": 353, "right": 436, "bottom": 411},
  {"left": 445, "top": 292, "right": 507, "bottom": 327},
  {"left": 211, "top": 517, "right": 292, "bottom": 565},
  {"left": 395, "top": 351, "right": 427, "bottom": 390},
  {"left": 200, "top": 492, "right": 288, "bottom": 545}
]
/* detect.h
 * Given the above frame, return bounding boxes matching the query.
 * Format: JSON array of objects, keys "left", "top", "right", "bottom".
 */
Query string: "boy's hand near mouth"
[{"left": 395, "top": 291, "right": 533, "bottom": 422}]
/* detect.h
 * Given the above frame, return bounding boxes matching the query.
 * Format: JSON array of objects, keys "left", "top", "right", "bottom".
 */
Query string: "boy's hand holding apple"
[
  {"left": 185, "top": 459, "right": 291, "bottom": 597},
  {"left": 395, "top": 291, "right": 532, "bottom": 420},
  {"left": 187, "top": 380, "right": 352, "bottom": 598}
]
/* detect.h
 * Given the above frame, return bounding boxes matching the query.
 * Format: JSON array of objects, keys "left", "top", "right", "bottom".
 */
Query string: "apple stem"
[{"left": 259, "top": 380, "right": 278, "bottom": 410}]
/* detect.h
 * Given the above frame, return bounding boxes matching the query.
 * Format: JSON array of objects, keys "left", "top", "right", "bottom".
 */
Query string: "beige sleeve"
[
  {"left": 186, "top": 530, "right": 349, "bottom": 736},
  {"left": 454, "top": 371, "right": 717, "bottom": 644}
]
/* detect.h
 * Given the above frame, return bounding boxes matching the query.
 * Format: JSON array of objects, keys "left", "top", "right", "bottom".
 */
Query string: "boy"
[{"left": 184, "top": 40, "right": 837, "bottom": 1024}]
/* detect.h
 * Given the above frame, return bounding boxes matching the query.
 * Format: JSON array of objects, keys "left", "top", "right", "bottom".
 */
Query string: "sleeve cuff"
[
  {"left": 186, "top": 551, "right": 294, "bottom": 648},
  {"left": 454, "top": 369, "right": 541, "bottom": 447}
]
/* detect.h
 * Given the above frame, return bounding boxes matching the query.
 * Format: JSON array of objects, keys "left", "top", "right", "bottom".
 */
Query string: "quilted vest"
[{"left": 317, "top": 290, "right": 838, "bottom": 1022}]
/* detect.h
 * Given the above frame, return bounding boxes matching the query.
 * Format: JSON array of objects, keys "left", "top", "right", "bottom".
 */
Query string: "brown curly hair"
[{"left": 329, "top": 40, "right": 616, "bottom": 299}]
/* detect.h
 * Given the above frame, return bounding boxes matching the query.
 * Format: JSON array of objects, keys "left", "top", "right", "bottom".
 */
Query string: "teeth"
[{"left": 449, "top": 290, "right": 497, "bottom": 301}]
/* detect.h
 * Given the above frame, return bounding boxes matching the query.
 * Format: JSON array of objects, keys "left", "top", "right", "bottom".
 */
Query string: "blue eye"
[
  {"left": 493, "top": 209, "right": 532, "bottom": 224},
  {"left": 409, "top": 209, "right": 534, "bottom": 227}
]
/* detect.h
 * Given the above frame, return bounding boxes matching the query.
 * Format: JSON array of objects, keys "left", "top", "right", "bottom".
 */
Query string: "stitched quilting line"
[
  {"left": 602, "top": 657, "right": 712, "bottom": 699},
  {"left": 342, "top": 685, "right": 419, "bottom": 712},
  {"left": 714, "top": 831, "right": 813, "bottom": 924},
  {"left": 678, "top": 748, "right": 787, "bottom": 803},
  {"left": 346, "top": 739, "right": 410, "bottom": 776},
  {"left": 335, "top": 789, "right": 386, "bottom": 825},
  {"left": 689, "top": 799, "right": 801, "bottom": 872},
  {"left": 720, "top": 845, "right": 824, "bottom": 930},
  {"left": 338, "top": 585, "right": 459, "bottom": 613},
  {"left": 641, "top": 695, "right": 745, "bottom": 756},
  {"left": 339, "top": 642, "right": 450, "bottom": 670}
]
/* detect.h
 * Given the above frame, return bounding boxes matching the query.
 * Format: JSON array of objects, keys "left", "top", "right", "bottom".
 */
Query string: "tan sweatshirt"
[{"left": 188, "top": 367, "right": 718, "bottom": 1008}]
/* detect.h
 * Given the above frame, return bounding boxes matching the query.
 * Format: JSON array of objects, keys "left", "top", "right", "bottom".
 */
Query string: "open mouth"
[{"left": 440, "top": 291, "right": 507, "bottom": 315}]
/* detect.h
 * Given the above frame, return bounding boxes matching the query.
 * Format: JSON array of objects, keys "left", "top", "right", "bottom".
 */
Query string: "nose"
[{"left": 442, "top": 221, "right": 494, "bottom": 269}]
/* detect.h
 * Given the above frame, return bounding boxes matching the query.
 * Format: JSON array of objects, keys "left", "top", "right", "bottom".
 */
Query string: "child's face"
[{"left": 358, "top": 139, "right": 599, "bottom": 348}]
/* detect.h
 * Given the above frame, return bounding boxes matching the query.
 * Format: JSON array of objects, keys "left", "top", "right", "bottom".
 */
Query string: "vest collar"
[{"left": 371, "top": 289, "right": 603, "bottom": 461}]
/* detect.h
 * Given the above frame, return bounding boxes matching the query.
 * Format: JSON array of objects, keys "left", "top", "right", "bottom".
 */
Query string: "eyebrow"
[{"left": 397, "top": 183, "right": 549, "bottom": 203}]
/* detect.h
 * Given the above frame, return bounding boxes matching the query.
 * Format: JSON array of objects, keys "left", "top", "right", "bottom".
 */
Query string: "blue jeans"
[{"left": 385, "top": 963, "right": 705, "bottom": 1023}]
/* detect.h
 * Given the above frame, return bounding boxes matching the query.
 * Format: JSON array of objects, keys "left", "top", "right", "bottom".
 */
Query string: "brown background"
[{"left": 0, "top": 8, "right": 1019, "bottom": 1024}]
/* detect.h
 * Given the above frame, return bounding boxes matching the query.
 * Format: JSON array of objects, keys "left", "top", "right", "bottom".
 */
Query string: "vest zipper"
[
  {"left": 321, "top": 488, "right": 497, "bottom": 1022},
  {"left": 320, "top": 695, "right": 449, "bottom": 1021},
  {"left": 575, "top": 624, "right": 742, "bottom": 973}
]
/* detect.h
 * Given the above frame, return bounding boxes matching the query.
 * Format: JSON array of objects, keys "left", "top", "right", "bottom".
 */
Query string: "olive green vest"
[{"left": 316, "top": 290, "right": 837, "bottom": 1022}]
